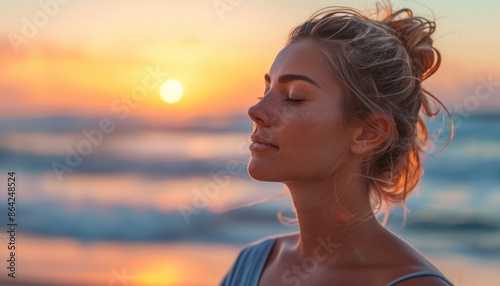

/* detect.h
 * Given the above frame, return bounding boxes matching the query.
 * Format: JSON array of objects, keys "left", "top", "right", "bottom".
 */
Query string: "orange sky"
[{"left": 1, "top": 0, "right": 499, "bottom": 122}]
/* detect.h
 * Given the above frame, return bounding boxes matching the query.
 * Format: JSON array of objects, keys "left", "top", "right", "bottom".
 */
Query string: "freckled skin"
[
  {"left": 247, "top": 39, "right": 448, "bottom": 286},
  {"left": 248, "top": 40, "right": 354, "bottom": 183}
]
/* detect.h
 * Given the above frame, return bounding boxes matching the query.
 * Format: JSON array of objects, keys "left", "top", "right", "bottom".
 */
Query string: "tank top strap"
[{"left": 387, "top": 270, "right": 454, "bottom": 285}]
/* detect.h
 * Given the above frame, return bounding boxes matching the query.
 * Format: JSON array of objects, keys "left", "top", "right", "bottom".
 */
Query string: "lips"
[
  {"left": 251, "top": 134, "right": 278, "bottom": 147},
  {"left": 250, "top": 134, "right": 279, "bottom": 151}
]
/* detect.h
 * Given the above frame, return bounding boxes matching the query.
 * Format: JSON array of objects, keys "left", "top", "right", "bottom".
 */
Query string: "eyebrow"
[{"left": 265, "top": 73, "right": 320, "bottom": 88}]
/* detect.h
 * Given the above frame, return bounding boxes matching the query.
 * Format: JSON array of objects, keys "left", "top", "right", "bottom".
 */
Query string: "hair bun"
[
  {"left": 383, "top": 9, "right": 441, "bottom": 81},
  {"left": 287, "top": 2, "right": 452, "bottom": 212}
]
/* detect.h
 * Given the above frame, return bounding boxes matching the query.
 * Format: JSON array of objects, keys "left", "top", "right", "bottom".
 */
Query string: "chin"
[
  {"left": 247, "top": 159, "right": 283, "bottom": 182},
  {"left": 247, "top": 164, "right": 270, "bottom": 181}
]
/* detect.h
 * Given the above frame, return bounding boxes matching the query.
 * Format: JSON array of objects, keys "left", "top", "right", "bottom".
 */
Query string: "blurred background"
[{"left": 1, "top": 0, "right": 499, "bottom": 285}]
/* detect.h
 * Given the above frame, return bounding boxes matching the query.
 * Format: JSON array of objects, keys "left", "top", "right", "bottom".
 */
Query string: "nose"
[{"left": 248, "top": 99, "right": 270, "bottom": 127}]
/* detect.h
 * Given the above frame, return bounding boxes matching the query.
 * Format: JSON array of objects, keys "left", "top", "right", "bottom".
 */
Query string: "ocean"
[{"left": 0, "top": 113, "right": 499, "bottom": 285}]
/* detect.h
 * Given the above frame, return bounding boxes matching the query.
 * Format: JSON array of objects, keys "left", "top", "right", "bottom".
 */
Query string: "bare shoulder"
[
  {"left": 262, "top": 228, "right": 452, "bottom": 286},
  {"left": 379, "top": 227, "right": 439, "bottom": 268},
  {"left": 375, "top": 227, "right": 451, "bottom": 285}
]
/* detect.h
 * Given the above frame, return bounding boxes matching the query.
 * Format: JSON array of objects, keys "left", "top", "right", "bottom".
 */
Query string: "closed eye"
[
  {"left": 256, "top": 96, "right": 304, "bottom": 103},
  {"left": 284, "top": 97, "right": 304, "bottom": 103}
]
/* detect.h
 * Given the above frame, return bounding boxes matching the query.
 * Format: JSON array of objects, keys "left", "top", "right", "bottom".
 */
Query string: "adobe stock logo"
[
  {"left": 7, "top": 0, "right": 71, "bottom": 53},
  {"left": 282, "top": 235, "right": 341, "bottom": 286},
  {"left": 108, "top": 268, "right": 135, "bottom": 286},
  {"left": 213, "top": 0, "right": 245, "bottom": 21},
  {"left": 51, "top": 64, "right": 168, "bottom": 182},
  {"left": 452, "top": 74, "right": 499, "bottom": 129},
  {"left": 178, "top": 159, "right": 247, "bottom": 224}
]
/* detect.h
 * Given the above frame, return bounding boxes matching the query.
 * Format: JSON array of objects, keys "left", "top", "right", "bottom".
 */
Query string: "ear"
[{"left": 350, "top": 114, "right": 393, "bottom": 155}]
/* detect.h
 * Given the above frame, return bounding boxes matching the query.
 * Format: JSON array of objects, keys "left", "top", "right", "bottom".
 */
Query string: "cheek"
[
  {"left": 283, "top": 112, "right": 348, "bottom": 174},
  {"left": 247, "top": 104, "right": 349, "bottom": 182}
]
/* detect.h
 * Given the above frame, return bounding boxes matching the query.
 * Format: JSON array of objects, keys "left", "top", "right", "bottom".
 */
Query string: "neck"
[{"left": 285, "top": 175, "right": 382, "bottom": 262}]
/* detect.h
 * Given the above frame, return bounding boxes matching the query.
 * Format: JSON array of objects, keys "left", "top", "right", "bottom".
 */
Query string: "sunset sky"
[
  {"left": 1, "top": 0, "right": 499, "bottom": 123},
  {"left": 1, "top": 2, "right": 499, "bottom": 285}
]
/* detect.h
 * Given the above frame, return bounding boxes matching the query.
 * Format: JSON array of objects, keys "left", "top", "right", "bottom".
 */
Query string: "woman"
[{"left": 222, "top": 2, "right": 454, "bottom": 286}]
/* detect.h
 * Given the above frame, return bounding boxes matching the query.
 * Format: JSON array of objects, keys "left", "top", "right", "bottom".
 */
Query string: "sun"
[{"left": 160, "top": 79, "right": 183, "bottom": 104}]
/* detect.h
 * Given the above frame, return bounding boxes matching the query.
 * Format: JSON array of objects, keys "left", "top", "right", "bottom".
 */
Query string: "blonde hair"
[{"left": 287, "top": 2, "right": 452, "bottom": 215}]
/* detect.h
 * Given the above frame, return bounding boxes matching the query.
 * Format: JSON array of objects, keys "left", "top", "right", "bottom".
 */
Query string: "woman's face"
[{"left": 248, "top": 39, "right": 354, "bottom": 183}]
